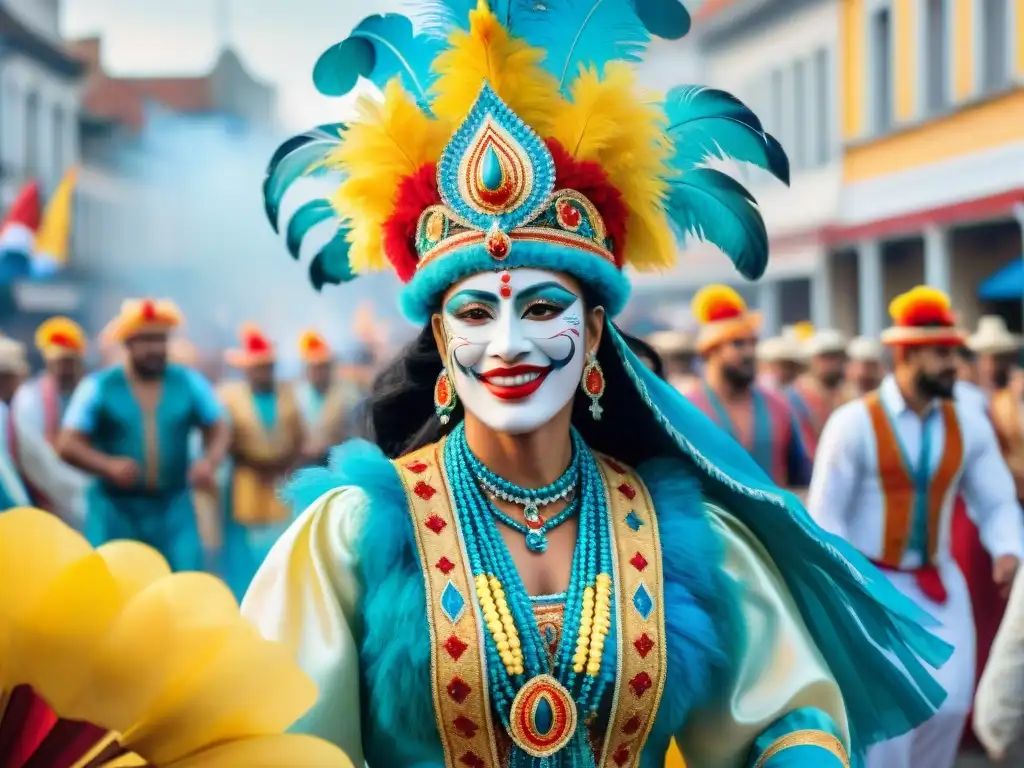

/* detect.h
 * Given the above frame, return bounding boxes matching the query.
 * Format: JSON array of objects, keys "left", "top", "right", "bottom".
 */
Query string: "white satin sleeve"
[
  {"left": 676, "top": 504, "right": 850, "bottom": 768},
  {"left": 241, "top": 486, "right": 369, "bottom": 766}
]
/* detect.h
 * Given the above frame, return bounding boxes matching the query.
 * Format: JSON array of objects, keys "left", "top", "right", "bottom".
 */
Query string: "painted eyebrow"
[
  {"left": 444, "top": 289, "right": 499, "bottom": 315},
  {"left": 515, "top": 282, "right": 579, "bottom": 313}
]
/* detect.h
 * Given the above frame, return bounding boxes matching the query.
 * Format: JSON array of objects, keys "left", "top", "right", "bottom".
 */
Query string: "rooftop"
[{"left": 0, "top": 7, "right": 83, "bottom": 77}]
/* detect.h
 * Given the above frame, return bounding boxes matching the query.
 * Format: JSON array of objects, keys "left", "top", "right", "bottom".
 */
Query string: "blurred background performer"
[
  {"left": 844, "top": 335, "right": 885, "bottom": 399},
  {"left": 218, "top": 324, "right": 304, "bottom": 599},
  {"left": 645, "top": 329, "right": 696, "bottom": 391},
  {"left": 787, "top": 328, "right": 848, "bottom": 458},
  {"left": 0, "top": 337, "right": 30, "bottom": 511},
  {"left": 294, "top": 329, "right": 357, "bottom": 463},
  {"left": 8, "top": 317, "right": 89, "bottom": 524},
  {"left": 684, "top": 284, "right": 811, "bottom": 489},
  {"left": 56, "top": 299, "right": 229, "bottom": 570},
  {"left": 755, "top": 326, "right": 806, "bottom": 391},
  {"left": 808, "top": 286, "right": 1024, "bottom": 768}
]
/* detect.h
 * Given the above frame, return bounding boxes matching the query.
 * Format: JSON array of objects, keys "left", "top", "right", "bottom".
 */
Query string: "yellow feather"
[
  {"left": 550, "top": 63, "right": 674, "bottom": 271},
  {"left": 430, "top": 2, "right": 565, "bottom": 136},
  {"left": 690, "top": 284, "right": 747, "bottom": 324},
  {"left": 325, "top": 80, "right": 448, "bottom": 273},
  {"left": 792, "top": 321, "right": 815, "bottom": 341},
  {"left": 889, "top": 286, "right": 951, "bottom": 322}
]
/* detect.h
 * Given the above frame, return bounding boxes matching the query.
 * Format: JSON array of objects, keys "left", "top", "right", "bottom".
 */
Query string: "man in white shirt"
[{"left": 808, "top": 286, "right": 1024, "bottom": 768}]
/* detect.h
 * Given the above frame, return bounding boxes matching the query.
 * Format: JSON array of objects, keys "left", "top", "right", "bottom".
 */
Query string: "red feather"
[
  {"left": 244, "top": 331, "right": 271, "bottom": 353},
  {"left": 904, "top": 302, "right": 955, "bottom": 327},
  {"left": 140, "top": 300, "right": 157, "bottom": 322},
  {"left": 705, "top": 301, "right": 743, "bottom": 322},
  {"left": 383, "top": 164, "right": 440, "bottom": 283}
]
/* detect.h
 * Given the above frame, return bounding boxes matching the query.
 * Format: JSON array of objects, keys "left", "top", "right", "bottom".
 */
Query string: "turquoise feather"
[
  {"left": 665, "top": 167, "right": 769, "bottom": 279},
  {"left": 312, "top": 14, "right": 443, "bottom": 108},
  {"left": 630, "top": 0, "right": 691, "bottom": 38},
  {"left": 420, "top": 0, "right": 517, "bottom": 34},
  {"left": 665, "top": 86, "right": 790, "bottom": 184},
  {"left": 286, "top": 200, "right": 335, "bottom": 260},
  {"left": 309, "top": 230, "right": 356, "bottom": 290},
  {"left": 263, "top": 123, "right": 346, "bottom": 232}
]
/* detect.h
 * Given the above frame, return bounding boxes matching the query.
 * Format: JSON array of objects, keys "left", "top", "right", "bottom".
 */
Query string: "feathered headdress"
[
  {"left": 691, "top": 284, "right": 761, "bottom": 354},
  {"left": 34, "top": 316, "right": 86, "bottom": 361},
  {"left": 298, "top": 330, "right": 332, "bottom": 364},
  {"left": 881, "top": 286, "right": 965, "bottom": 347},
  {"left": 107, "top": 299, "right": 183, "bottom": 343},
  {"left": 225, "top": 324, "right": 276, "bottom": 368},
  {"left": 266, "top": 0, "right": 787, "bottom": 321}
]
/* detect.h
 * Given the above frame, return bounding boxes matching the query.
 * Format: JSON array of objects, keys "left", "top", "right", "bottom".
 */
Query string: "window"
[
  {"left": 923, "top": 0, "right": 949, "bottom": 113},
  {"left": 792, "top": 59, "right": 808, "bottom": 171},
  {"left": 870, "top": 7, "right": 893, "bottom": 132},
  {"left": 52, "top": 106, "right": 65, "bottom": 182},
  {"left": 812, "top": 48, "right": 832, "bottom": 165},
  {"left": 24, "top": 91, "right": 40, "bottom": 177},
  {"left": 980, "top": 0, "right": 1010, "bottom": 92}
]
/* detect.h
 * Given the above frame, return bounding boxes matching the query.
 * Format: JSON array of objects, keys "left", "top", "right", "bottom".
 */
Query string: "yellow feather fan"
[
  {"left": 325, "top": 80, "right": 449, "bottom": 273},
  {"left": 430, "top": 1, "right": 565, "bottom": 135},
  {"left": 551, "top": 63, "right": 674, "bottom": 271},
  {"left": 888, "top": 285, "right": 952, "bottom": 323},
  {"left": 690, "top": 284, "right": 748, "bottom": 324}
]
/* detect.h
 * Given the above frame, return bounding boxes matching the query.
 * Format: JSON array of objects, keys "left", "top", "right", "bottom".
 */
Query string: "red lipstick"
[{"left": 478, "top": 364, "right": 551, "bottom": 401}]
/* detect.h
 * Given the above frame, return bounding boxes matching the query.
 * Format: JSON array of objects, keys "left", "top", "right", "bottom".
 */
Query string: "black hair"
[
  {"left": 955, "top": 344, "right": 976, "bottom": 363},
  {"left": 359, "top": 322, "right": 679, "bottom": 467}
]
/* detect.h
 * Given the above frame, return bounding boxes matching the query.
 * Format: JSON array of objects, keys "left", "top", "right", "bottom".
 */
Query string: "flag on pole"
[
  {"left": 33, "top": 167, "right": 78, "bottom": 277},
  {"left": 0, "top": 181, "right": 41, "bottom": 284}
]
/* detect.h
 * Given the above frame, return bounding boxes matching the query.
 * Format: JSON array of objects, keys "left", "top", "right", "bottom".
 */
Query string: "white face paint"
[{"left": 441, "top": 268, "right": 587, "bottom": 435}]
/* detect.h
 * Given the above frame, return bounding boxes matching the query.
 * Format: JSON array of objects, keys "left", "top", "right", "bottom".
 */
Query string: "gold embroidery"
[
  {"left": 752, "top": 729, "right": 850, "bottom": 768},
  {"left": 397, "top": 440, "right": 500, "bottom": 768}
]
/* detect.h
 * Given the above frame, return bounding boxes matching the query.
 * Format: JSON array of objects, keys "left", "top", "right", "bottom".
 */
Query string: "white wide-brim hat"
[
  {"left": 967, "top": 315, "right": 1020, "bottom": 355},
  {"left": 847, "top": 335, "right": 883, "bottom": 362}
]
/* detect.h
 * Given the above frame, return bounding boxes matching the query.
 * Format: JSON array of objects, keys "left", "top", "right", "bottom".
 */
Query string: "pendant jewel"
[
  {"left": 508, "top": 674, "right": 578, "bottom": 758},
  {"left": 525, "top": 531, "right": 548, "bottom": 553}
]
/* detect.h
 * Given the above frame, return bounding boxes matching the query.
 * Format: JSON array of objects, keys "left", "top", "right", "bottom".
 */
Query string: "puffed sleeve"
[
  {"left": 241, "top": 485, "right": 369, "bottom": 765},
  {"left": 676, "top": 504, "right": 851, "bottom": 768}
]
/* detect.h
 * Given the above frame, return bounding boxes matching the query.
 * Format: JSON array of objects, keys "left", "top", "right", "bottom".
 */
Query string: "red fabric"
[
  {"left": 870, "top": 560, "right": 949, "bottom": 604},
  {"left": 704, "top": 302, "right": 743, "bottom": 321},
  {"left": 0, "top": 685, "right": 58, "bottom": 768}
]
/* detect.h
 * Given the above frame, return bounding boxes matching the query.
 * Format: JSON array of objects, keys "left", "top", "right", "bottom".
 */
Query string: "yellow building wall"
[
  {"left": 1018, "top": 0, "right": 1024, "bottom": 75},
  {"left": 953, "top": 0, "right": 975, "bottom": 100},
  {"left": 894, "top": 0, "right": 916, "bottom": 120},
  {"left": 842, "top": 0, "right": 866, "bottom": 139}
]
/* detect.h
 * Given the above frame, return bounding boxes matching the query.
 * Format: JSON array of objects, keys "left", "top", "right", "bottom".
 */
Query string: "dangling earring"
[
  {"left": 580, "top": 351, "right": 605, "bottom": 420},
  {"left": 434, "top": 367, "right": 457, "bottom": 425}
]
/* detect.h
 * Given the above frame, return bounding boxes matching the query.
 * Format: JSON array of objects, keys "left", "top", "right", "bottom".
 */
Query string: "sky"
[{"left": 61, "top": 0, "right": 400, "bottom": 129}]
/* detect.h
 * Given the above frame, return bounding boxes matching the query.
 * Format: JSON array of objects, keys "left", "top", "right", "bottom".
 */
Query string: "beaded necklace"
[{"left": 445, "top": 424, "right": 616, "bottom": 767}]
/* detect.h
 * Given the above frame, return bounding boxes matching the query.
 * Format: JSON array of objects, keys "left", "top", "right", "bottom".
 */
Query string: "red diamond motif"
[
  {"left": 629, "top": 671, "right": 653, "bottom": 697},
  {"left": 453, "top": 715, "right": 479, "bottom": 739},
  {"left": 630, "top": 552, "right": 648, "bottom": 571},
  {"left": 435, "top": 556, "right": 456, "bottom": 574},
  {"left": 425, "top": 514, "right": 447, "bottom": 534},
  {"left": 612, "top": 744, "right": 631, "bottom": 766},
  {"left": 444, "top": 634, "right": 468, "bottom": 661},
  {"left": 634, "top": 633, "right": 655, "bottom": 658},
  {"left": 605, "top": 458, "right": 627, "bottom": 474},
  {"left": 622, "top": 715, "right": 642, "bottom": 735},
  {"left": 406, "top": 460, "right": 429, "bottom": 474},
  {"left": 618, "top": 482, "right": 637, "bottom": 500},
  {"left": 415, "top": 481, "right": 437, "bottom": 500},
  {"left": 447, "top": 676, "right": 472, "bottom": 703},
  {"left": 460, "top": 752, "right": 486, "bottom": 768}
]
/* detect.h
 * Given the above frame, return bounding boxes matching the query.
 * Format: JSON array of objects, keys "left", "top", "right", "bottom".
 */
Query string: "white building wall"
[{"left": 0, "top": 0, "right": 61, "bottom": 39}]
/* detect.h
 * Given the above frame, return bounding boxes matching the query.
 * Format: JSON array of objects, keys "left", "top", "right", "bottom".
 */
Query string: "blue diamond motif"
[
  {"left": 632, "top": 582, "right": 654, "bottom": 621},
  {"left": 440, "top": 580, "right": 466, "bottom": 623},
  {"left": 625, "top": 511, "right": 643, "bottom": 531}
]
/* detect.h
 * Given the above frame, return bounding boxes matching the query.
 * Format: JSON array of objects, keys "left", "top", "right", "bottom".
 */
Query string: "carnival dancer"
[
  {"left": 787, "top": 328, "right": 848, "bottom": 458},
  {"left": 242, "top": 4, "right": 952, "bottom": 765},
  {"left": 645, "top": 330, "right": 698, "bottom": 392},
  {"left": 755, "top": 325, "right": 805, "bottom": 390},
  {"left": 8, "top": 317, "right": 89, "bottom": 523},
  {"left": 682, "top": 285, "right": 811, "bottom": 488},
  {"left": 845, "top": 335, "right": 884, "bottom": 399},
  {"left": 808, "top": 285, "right": 1024, "bottom": 768},
  {"left": 218, "top": 325, "right": 305, "bottom": 599},
  {"left": 56, "top": 299, "right": 229, "bottom": 571},
  {"left": 295, "top": 329, "right": 362, "bottom": 462}
]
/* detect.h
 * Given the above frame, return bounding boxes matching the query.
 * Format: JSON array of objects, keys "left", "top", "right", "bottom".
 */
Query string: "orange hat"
[
  {"left": 880, "top": 286, "right": 966, "bottom": 347},
  {"left": 298, "top": 330, "right": 332, "bottom": 364},
  {"left": 34, "top": 316, "right": 86, "bottom": 360},
  {"left": 107, "top": 299, "right": 183, "bottom": 343},
  {"left": 691, "top": 284, "right": 761, "bottom": 355},
  {"left": 225, "top": 324, "right": 275, "bottom": 367}
]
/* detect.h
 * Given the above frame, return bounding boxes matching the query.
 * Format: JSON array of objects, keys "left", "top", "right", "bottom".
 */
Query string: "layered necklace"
[{"left": 445, "top": 424, "right": 615, "bottom": 768}]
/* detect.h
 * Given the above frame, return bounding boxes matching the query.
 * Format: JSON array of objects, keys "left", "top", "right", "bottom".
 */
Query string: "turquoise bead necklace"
[{"left": 445, "top": 424, "right": 616, "bottom": 768}]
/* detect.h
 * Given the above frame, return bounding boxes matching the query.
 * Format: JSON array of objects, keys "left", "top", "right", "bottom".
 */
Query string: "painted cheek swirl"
[{"left": 532, "top": 329, "right": 577, "bottom": 371}]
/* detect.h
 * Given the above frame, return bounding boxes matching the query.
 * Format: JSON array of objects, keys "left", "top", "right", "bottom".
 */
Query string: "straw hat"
[
  {"left": 34, "top": 316, "right": 86, "bottom": 361},
  {"left": 225, "top": 324, "right": 276, "bottom": 368},
  {"left": 0, "top": 336, "right": 29, "bottom": 376},
  {"left": 691, "top": 285, "right": 761, "bottom": 355},
  {"left": 645, "top": 330, "right": 695, "bottom": 357},
  {"left": 847, "top": 335, "right": 883, "bottom": 362},
  {"left": 105, "top": 299, "right": 183, "bottom": 343},
  {"left": 806, "top": 328, "right": 848, "bottom": 357},
  {"left": 967, "top": 315, "right": 1020, "bottom": 355},
  {"left": 299, "top": 330, "right": 333, "bottom": 364},
  {"left": 880, "top": 286, "right": 966, "bottom": 347}
]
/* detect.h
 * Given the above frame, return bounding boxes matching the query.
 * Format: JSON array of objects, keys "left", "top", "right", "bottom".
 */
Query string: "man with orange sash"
[
  {"left": 682, "top": 285, "right": 811, "bottom": 489},
  {"left": 9, "top": 317, "right": 89, "bottom": 523},
  {"left": 218, "top": 325, "right": 305, "bottom": 599},
  {"left": 786, "top": 328, "right": 848, "bottom": 458},
  {"left": 808, "top": 286, "right": 1024, "bottom": 768}
]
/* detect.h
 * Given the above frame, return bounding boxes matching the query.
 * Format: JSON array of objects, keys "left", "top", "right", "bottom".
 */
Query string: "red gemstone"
[
  {"left": 499, "top": 285, "right": 512, "bottom": 299},
  {"left": 415, "top": 482, "right": 438, "bottom": 501},
  {"left": 634, "top": 633, "right": 655, "bottom": 658},
  {"left": 630, "top": 552, "right": 648, "bottom": 572},
  {"left": 436, "top": 377, "right": 450, "bottom": 406},
  {"left": 585, "top": 368, "right": 603, "bottom": 395},
  {"left": 612, "top": 744, "right": 631, "bottom": 766},
  {"left": 500, "top": 271, "right": 511, "bottom": 283},
  {"left": 618, "top": 483, "right": 636, "bottom": 500},
  {"left": 604, "top": 458, "right": 626, "bottom": 474},
  {"left": 436, "top": 556, "right": 456, "bottom": 574},
  {"left": 425, "top": 514, "right": 447, "bottom": 534},
  {"left": 558, "top": 201, "right": 582, "bottom": 228},
  {"left": 460, "top": 752, "right": 486, "bottom": 768},
  {"left": 448, "top": 676, "right": 472, "bottom": 703},
  {"left": 406, "top": 460, "right": 429, "bottom": 474},
  {"left": 487, "top": 236, "right": 509, "bottom": 258},
  {"left": 453, "top": 715, "right": 479, "bottom": 739},
  {"left": 629, "top": 672, "right": 653, "bottom": 697},
  {"left": 623, "top": 715, "right": 642, "bottom": 735},
  {"left": 444, "top": 634, "right": 469, "bottom": 661}
]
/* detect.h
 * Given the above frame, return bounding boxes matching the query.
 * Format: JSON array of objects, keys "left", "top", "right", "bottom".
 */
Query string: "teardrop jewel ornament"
[
  {"left": 434, "top": 367, "right": 457, "bottom": 424},
  {"left": 581, "top": 351, "right": 605, "bottom": 420}
]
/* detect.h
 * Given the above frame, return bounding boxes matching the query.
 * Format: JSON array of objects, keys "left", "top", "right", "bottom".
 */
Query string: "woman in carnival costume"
[
  {"left": 245, "top": 1, "right": 951, "bottom": 766},
  {"left": 0, "top": 507, "right": 352, "bottom": 767}
]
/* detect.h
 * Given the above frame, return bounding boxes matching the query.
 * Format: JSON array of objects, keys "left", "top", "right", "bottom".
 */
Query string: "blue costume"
[
  {"left": 62, "top": 363, "right": 223, "bottom": 571},
  {"left": 241, "top": 1, "right": 950, "bottom": 766}
]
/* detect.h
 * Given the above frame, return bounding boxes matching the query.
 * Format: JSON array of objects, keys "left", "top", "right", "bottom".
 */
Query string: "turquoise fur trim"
[
  {"left": 400, "top": 239, "right": 630, "bottom": 322},
  {"left": 635, "top": 459, "right": 738, "bottom": 768},
  {"left": 281, "top": 441, "right": 439, "bottom": 767},
  {"left": 607, "top": 322, "right": 953, "bottom": 764}
]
